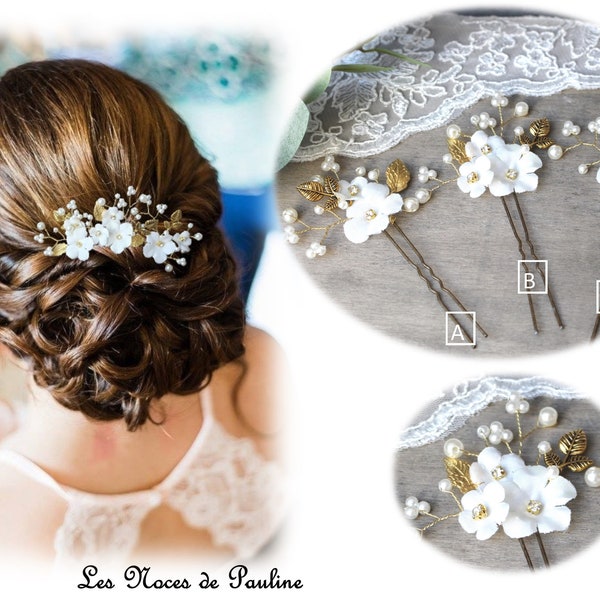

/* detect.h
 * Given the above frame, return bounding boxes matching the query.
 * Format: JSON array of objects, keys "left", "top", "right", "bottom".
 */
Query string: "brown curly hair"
[{"left": 0, "top": 59, "right": 245, "bottom": 430}]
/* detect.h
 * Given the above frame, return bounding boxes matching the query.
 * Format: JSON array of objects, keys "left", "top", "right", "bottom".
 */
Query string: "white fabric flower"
[
  {"left": 173, "top": 230, "right": 192, "bottom": 253},
  {"left": 458, "top": 481, "right": 510, "bottom": 541},
  {"left": 107, "top": 222, "right": 134, "bottom": 254},
  {"left": 470, "top": 446, "right": 526, "bottom": 487},
  {"left": 101, "top": 206, "right": 125, "bottom": 228},
  {"left": 342, "top": 181, "right": 403, "bottom": 244},
  {"left": 457, "top": 156, "right": 494, "bottom": 198},
  {"left": 143, "top": 231, "right": 177, "bottom": 264},
  {"left": 89, "top": 224, "right": 109, "bottom": 247},
  {"left": 465, "top": 131, "right": 506, "bottom": 159},
  {"left": 65, "top": 226, "right": 94, "bottom": 261},
  {"left": 488, "top": 143, "right": 542, "bottom": 197},
  {"left": 501, "top": 465, "right": 577, "bottom": 539}
]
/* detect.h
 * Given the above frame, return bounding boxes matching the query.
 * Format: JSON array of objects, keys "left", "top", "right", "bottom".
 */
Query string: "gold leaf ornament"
[
  {"left": 51, "top": 243, "right": 68, "bottom": 256},
  {"left": 444, "top": 457, "right": 477, "bottom": 494},
  {"left": 447, "top": 138, "right": 469, "bottom": 165},
  {"left": 543, "top": 451, "right": 562, "bottom": 468},
  {"left": 385, "top": 159, "right": 411, "bottom": 193},
  {"left": 519, "top": 117, "right": 555, "bottom": 149},
  {"left": 559, "top": 429, "right": 588, "bottom": 456},
  {"left": 566, "top": 457, "right": 594, "bottom": 473},
  {"left": 297, "top": 181, "right": 327, "bottom": 202}
]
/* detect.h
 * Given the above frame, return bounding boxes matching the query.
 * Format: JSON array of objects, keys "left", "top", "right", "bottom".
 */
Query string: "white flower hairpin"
[
  {"left": 545, "top": 117, "right": 600, "bottom": 340},
  {"left": 438, "top": 93, "right": 564, "bottom": 334},
  {"left": 33, "top": 187, "right": 203, "bottom": 273},
  {"left": 403, "top": 395, "right": 600, "bottom": 570},
  {"left": 282, "top": 155, "right": 487, "bottom": 347}
]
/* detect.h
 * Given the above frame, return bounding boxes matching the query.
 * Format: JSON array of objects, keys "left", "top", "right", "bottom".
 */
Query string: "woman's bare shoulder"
[
  {"left": 0, "top": 461, "right": 66, "bottom": 559},
  {"left": 211, "top": 326, "right": 289, "bottom": 458}
]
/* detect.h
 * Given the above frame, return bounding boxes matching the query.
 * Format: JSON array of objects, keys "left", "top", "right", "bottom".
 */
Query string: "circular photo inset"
[
  {"left": 394, "top": 375, "right": 600, "bottom": 571},
  {"left": 277, "top": 10, "right": 600, "bottom": 356}
]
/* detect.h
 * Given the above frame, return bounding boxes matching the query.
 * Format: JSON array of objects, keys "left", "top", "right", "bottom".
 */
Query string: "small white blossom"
[{"left": 143, "top": 231, "right": 177, "bottom": 264}]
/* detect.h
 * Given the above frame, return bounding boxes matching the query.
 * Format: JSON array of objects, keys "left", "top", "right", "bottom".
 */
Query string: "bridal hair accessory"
[
  {"left": 282, "top": 155, "right": 487, "bottom": 346},
  {"left": 33, "top": 187, "right": 203, "bottom": 273},
  {"left": 439, "top": 93, "right": 564, "bottom": 334},
  {"left": 402, "top": 394, "right": 600, "bottom": 570},
  {"left": 545, "top": 117, "right": 600, "bottom": 340}
]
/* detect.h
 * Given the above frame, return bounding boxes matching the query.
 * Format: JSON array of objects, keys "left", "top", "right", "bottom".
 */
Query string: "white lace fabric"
[
  {"left": 397, "top": 376, "right": 583, "bottom": 451},
  {"left": 294, "top": 12, "right": 600, "bottom": 161},
  {"left": 0, "top": 397, "right": 284, "bottom": 566}
]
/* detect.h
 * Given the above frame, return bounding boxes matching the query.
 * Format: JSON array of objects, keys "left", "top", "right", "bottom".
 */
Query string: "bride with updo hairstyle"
[{"left": 0, "top": 59, "right": 285, "bottom": 572}]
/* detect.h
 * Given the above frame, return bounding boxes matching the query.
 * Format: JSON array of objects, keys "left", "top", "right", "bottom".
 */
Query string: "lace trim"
[
  {"left": 294, "top": 12, "right": 600, "bottom": 161},
  {"left": 397, "top": 376, "right": 582, "bottom": 451}
]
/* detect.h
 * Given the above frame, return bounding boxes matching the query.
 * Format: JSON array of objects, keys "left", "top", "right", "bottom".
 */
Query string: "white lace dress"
[{"left": 0, "top": 395, "right": 284, "bottom": 567}]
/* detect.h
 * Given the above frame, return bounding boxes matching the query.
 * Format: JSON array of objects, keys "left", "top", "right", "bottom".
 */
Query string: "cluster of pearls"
[
  {"left": 470, "top": 111, "right": 497, "bottom": 129},
  {"left": 586, "top": 117, "right": 600, "bottom": 133},
  {"left": 562, "top": 120, "right": 581, "bottom": 137},
  {"left": 305, "top": 241, "right": 326, "bottom": 259},
  {"left": 504, "top": 393, "right": 530, "bottom": 415},
  {"left": 477, "top": 421, "right": 514, "bottom": 445},
  {"left": 320, "top": 153, "right": 340, "bottom": 174},
  {"left": 403, "top": 496, "right": 431, "bottom": 520},
  {"left": 491, "top": 92, "right": 510, "bottom": 109},
  {"left": 417, "top": 165, "right": 438, "bottom": 183}
]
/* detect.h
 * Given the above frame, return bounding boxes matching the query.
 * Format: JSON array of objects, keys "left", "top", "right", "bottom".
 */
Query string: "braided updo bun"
[{"left": 0, "top": 59, "right": 245, "bottom": 430}]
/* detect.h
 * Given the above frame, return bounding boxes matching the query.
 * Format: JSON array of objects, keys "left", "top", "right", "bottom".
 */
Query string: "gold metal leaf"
[
  {"left": 532, "top": 135, "right": 555, "bottom": 150},
  {"left": 170, "top": 209, "right": 182, "bottom": 223},
  {"left": 144, "top": 219, "right": 159, "bottom": 232},
  {"left": 559, "top": 429, "right": 588, "bottom": 456},
  {"left": 51, "top": 243, "right": 67, "bottom": 256},
  {"left": 529, "top": 118, "right": 551, "bottom": 139},
  {"left": 297, "top": 181, "right": 326, "bottom": 202},
  {"left": 385, "top": 159, "right": 411, "bottom": 193},
  {"left": 93, "top": 202, "right": 105, "bottom": 222},
  {"left": 53, "top": 210, "right": 66, "bottom": 223},
  {"left": 323, "top": 197, "right": 339, "bottom": 211},
  {"left": 447, "top": 138, "right": 469, "bottom": 165},
  {"left": 131, "top": 233, "right": 145, "bottom": 248},
  {"left": 444, "top": 457, "right": 476, "bottom": 494},
  {"left": 566, "top": 457, "right": 594, "bottom": 473},
  {"left": 323, "top": 177, "right": 339, "bottom": 195},
  {"left": 543, "top": 451, "right": 562, "bottom": 468},
  {"left": 518, "top": 133, "right": 534, "bottom": 146}
]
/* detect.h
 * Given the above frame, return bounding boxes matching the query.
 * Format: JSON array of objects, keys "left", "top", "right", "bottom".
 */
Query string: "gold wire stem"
[
  {"left": 512, "top": 192, "right": 563, "bottom": 329},
  {"left": 516, "top": 411, "right": 524, "bottom": 456},
  {"left": 501, "top": 195, "right": 539, "bottom": 334},
  {"left": 417, "top": 512, "right": 461, "bottom": 534}
]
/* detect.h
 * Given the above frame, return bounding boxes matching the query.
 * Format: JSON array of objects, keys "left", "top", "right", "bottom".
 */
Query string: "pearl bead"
[
  {"left": 320, "top": 161, "right": 331, "bottom": 171},
  {"left": 330, "top": 162, "right": 340, "bottom": 173},
  {"left": 355, "top": 166, "right": 366, "bottom": 177},
  {"left": 518, "top": 400, "right": 530, "bottom": 414},
  {"left": 403, "top": 197, "right": 419, "bottom": 213},
  {"left": 282, "top": 208, "right": 298, "bottom": 223},
  {"left": 505, "top": 399, "right": 518, "bottom": 414},
  {"left": 438, "top": 479, "right": 452, "bottom": 493},
  {"left": 501, "top": 429, "right": 514, "bottom": 443},
  {"left": 428, "top": 169, "right": 437, "bottom": 179},
  {"left": 443, "top": 438, "right": 464, "bottom": 458},
  {"left": 514, "top": 101, "right": 529, "bottom": 117},
  {"left": 585, "top": 466, "right": 600, "bottom": 487},
  {"left": 488, "top": 117, "right": 497, "bottom": 128},
  {"left": 417, "top": 501, "right": 431, "bottom": 514},
  {"left": 446, "top": 124, "right": 461, "bottom": 139},
  {"left": 287, "top": 234, "right": 299, "bottom": 244},
  {"left": 476, "top": 425, "right": 490, "bottom": 439},
  {"left": 488, "top": 432, "right": 502, "bottom": 445},
  {"left": 367, "top": 169, "right": 379, "bottom": 181},
  {"left": 306, "top": 248, "right": 317, "bottom": 259},
  {"left": 415, "top": 188, "right": 431, "bottom": 204},
  {"left": 283, "top": 225, "right": 295, "bottom": 234},
  {"left": 514, "top": 126, "right": 524, "bottom": 136},
  {"left": 546, "top": 466, "right": 560, "bottom": 480},
  {"left": 442, "top": 153, "right": 453, "bottom": 164},
  {"left": 548, "top": 144, "right": 564, "bottom": 160},
  {"left": 490, "top": 421, "right": 503, "bottom": 433},
  {"left": 337, "top": 199, "right": 349, "bottom": 210},
  {"left": 417, "top": 173, "right": 429, "bottom": 183},
  {"left": 405, "top": 496, "right": 419, "bottom": 507},
  {"left": 537, "top": 406, "right": 558, "bottom": 428},
  {"left": 314, "top": 205, "right": 325, "bottom": 215},
  {"left": 317, "top": 245, "right": 326, "bottom": 256},
  {"left": 404, "top": 506, "right": 419, "bottom": 519},
  {"left": 418, "top": 166, "right": 428, "bottom": 174},
  {"left": 537, "top": 440, "right": 551, "bottom": 454},
  {"left": 578, "top": 164, "right": 589, "bottom": 175},
  {"left": 589, "top": 121, "right": 597, "bottom": 133},
  {"left": 312, "top": 175, "right": 325, "bottom": 184}
]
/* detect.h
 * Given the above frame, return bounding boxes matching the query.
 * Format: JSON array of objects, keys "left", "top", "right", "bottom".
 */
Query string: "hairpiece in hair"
[
  {"left": 33, "top": 186, "right": 203, "bottom": 273},
  {"left": 437, "top": 93, "right": 564, "bottom": 334},
  {"left": 402, "top": 394, "right": 600, "bottom": 570},
  {"left": 283, "top": 156, "right": 487, "bottom": 347}
]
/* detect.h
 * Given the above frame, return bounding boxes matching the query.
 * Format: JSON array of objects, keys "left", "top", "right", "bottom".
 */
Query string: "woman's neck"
[{"left": 2, "top": 380, "right": 206, "bottom": 494}]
